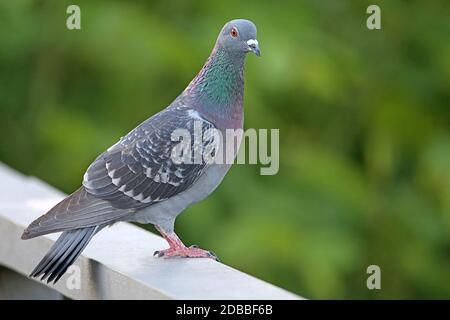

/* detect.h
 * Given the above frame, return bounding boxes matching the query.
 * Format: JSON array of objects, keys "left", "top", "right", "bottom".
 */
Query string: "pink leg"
[{"left": 153, "top": 225, "right": 218, "bottom": 261}]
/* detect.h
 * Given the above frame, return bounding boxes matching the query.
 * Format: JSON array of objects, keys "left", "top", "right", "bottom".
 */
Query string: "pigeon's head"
[{"left": 217, "top": 19, "right": 260, "bottom": 57}]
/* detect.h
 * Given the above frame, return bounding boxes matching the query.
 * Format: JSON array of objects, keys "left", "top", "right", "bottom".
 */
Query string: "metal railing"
[{"left": 0, "top": 163, "right": 301, "bottom": 300}]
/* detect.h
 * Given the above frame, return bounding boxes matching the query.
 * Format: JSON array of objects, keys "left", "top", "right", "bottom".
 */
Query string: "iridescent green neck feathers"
[{"left": 184, "top": 45, "right": 245, "bottom": 122}]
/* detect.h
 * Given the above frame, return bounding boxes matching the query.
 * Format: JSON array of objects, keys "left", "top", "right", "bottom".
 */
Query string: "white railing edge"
[{"left": 0, "top": 162, "right": 302, "bottom": 300}]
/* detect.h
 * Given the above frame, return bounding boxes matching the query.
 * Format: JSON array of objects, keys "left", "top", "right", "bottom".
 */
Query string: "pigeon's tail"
[{"left": 30, "top": 226, "right": 101, "bottom": 284}]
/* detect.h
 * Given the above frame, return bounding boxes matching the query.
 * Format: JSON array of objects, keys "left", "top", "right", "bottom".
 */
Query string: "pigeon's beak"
[{"left": 247, "top": 39, "right": 261, "bottom": 57}]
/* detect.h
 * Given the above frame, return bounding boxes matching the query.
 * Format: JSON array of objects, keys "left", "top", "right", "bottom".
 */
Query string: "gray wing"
[
  {"left": 23, "top": 105, "right": 217, "bottom": 239},
  {"left": 22, "top": 187, "right": 126, "bottom": 239},
  {"left": 83, "top": 105, "right": 216, "bottom": 209}
]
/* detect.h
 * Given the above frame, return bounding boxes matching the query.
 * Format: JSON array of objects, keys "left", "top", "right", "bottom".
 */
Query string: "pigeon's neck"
[{"left": 184, "top": 45, "right": 245, "bottom": 125}]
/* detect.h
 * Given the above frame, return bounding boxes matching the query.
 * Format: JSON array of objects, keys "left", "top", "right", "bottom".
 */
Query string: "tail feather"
[
  {"left": 30, "top": 231, "right": 74, "bottom": 277},
  {"left": 42, "top": 229, "right": 90, "bottom": 283},
  {"left": 48, "top": 227, "right": 98, "bottom": 283},
  {"left": 30, "top": 226, "right": 100, "bottom": 284}
]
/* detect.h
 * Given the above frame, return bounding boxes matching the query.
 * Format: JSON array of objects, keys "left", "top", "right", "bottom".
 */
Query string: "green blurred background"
[{"left": 1, "top": 0, "right": 449, "bottom": 299}]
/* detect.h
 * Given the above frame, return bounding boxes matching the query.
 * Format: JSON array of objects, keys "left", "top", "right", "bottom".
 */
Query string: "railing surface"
[{"left": 0, "top": 163, "right": 301, "bottom": 300}]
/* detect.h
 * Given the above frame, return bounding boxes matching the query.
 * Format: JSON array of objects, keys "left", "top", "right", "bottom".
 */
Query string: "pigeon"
[{"left": 21, "top": 19, "right": 260, "bottom": 284}]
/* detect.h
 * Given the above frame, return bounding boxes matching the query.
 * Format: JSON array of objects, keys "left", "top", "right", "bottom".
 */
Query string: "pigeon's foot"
[
  {"left": 153, "top": 225, "right": 219, "bottom": 261},
  {"left": 153, "top": 245, "right": 218, "bottom": 261}
]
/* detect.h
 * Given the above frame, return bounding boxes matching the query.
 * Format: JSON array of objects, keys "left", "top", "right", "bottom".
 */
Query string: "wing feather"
[
  {"left": 22, "top": 105, "right": 218, "bottom": 239},
  {"left": 83, "top": 105, "right": 218, "bottom": 209}
]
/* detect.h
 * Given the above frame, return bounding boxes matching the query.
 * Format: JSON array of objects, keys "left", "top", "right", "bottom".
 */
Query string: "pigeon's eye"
[{"left": 230, "top": 27, "right": 238, "bottom": 38}]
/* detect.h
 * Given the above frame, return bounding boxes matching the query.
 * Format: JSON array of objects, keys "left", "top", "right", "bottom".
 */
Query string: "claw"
[
  {"left": 208, "top": 251, "right": 220, "bottom": 261},
  {"left": 153, "top": 250, "right": 163, "bottom": 257}
]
